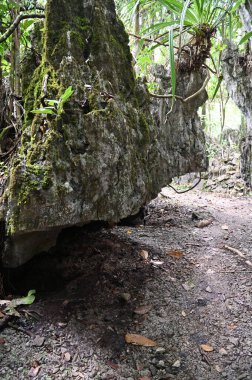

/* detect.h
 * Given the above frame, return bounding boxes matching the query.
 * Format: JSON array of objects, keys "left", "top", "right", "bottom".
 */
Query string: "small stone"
[
  {"left": 238, "top": 373, "right": 249, "bottom": 380},
  {"left": 228, "top": 337, "right": 239, "bottom": 345},
  {"left": 172, "top": 360, "right": 181, "bottom": 368},
  {"left": 156, "top": 360, "right": 165, "bottom": 368},
  {"left": 32, "top": 336, "right": 45, "bottom": 347},
  {"left": 221, "top": 224, "right": 229, "bottom": 230},
  {"left": 155, "top": 347, "right": 166, "bottom": 354},
  {"left": 219, "top": 348, "right": 228, "bottom": 355},
  {"left": 120, "top": 293, "right": 131, "bottom": 302},
  {"left": 139, "top": 369, "right": 151, "bottom": 377},
  {"left": 205, "top": 286, "right": 212, "bottom": 293},
  {"left": 182, "top": 281, "right": 195, "bottom": 291},
  {"left": 149, "top": 365, "right": 157, "bottom": 376},
  {"left": 64, "top": 352, "right": 72, "bottom": 362}
]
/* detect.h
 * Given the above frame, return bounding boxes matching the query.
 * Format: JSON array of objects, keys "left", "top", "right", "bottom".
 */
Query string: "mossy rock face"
[{"left": 1, "top": 0, "right": 207, "bottom": 267}]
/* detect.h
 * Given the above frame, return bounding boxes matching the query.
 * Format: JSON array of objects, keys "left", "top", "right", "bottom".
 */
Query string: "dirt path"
[{"left": 0, "top": 189, "right": 251, "bottom": 380}]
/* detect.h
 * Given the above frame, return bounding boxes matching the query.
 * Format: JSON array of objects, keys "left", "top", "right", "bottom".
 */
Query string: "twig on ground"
[
  {"left": 223, "top": 245, "right": 252, "bottom": 267},
  {"left": 198, "top": 346, "right": 212, "bottom": 367},
  {"left": 8, "top": 322, "right": 34, "bottom": 337}
]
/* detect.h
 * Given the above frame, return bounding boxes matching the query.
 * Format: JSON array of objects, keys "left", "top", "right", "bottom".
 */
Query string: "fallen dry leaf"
[
  {"left": 139, "top": 250, "right": 149, "bottom": 260},
  {"left": 139, "top": 377, "right": 151, "bottom": 380},
  {"left": 127, "top": 230, "right": 132, "bottom": 235},
  {"left": 0, "top": 310, "right": 5, "bottom": 318},
  {"left": 196, "top": 219, "right": 213, "bottom": 228},
  {"left": 0, "top": 338, "right": 6, "bottom": 344},
  {"left": 125, "top": 333, "right": 157, "bottom": 347},
  {"left": 200, "top": 344, "right": 214, "bottom": 352},
  {"left": 134, "top": 305, "right": 152, "bottom": 315},
  {"left": 107, "top": 361, "right": 119, "bottom": 370},
  {"left": 167, "top": 249, "right": 184, "bottom": 259}
]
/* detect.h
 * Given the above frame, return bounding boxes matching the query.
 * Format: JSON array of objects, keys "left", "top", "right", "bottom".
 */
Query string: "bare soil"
[{"left": 0, "top": 188, "right": 251, "bottom": 380}]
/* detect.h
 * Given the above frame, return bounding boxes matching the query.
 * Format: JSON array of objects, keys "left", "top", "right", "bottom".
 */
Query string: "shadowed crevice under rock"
[{"left": 0, "top": 0, "right": 207, "bottom": 267}]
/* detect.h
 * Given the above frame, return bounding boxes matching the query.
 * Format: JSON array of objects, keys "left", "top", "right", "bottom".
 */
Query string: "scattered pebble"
[
  {"left": 172, "top": 360, "right": 181, "bottom": 368},
  {"left": 32, "top": 336, "right": 45, "bottom": 347},
  {"left": 205, "top": 286, "right": 212, "bottom": 293}
]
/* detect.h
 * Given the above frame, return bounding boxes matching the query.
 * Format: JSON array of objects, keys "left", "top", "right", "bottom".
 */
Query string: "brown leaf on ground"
[
  {"left": 0, "top": 338, "right": 6, "bottom": 344},
  {"left": 125, "top": 333, "right": 157, "bottom": 347},
  {"left": 139, "top": 377, "right": 151, "bottom": 380},
  {"left": 196, "top": 219, "right": 213, "bottom": 228},
  {"left": 107, "top": 361, "right": 119, "bottom": 370},
  {"left": 200, "top": 344, "right": 214, "bottom": 352},
  {"left": 0, "top": 310, "right": 5, "bottom": 318},
  {"left": 134, "top": 305, "right": 152, "bottom": 315},
  {"left": 167, "top": 249, "right": 184, "bottom": 259}
]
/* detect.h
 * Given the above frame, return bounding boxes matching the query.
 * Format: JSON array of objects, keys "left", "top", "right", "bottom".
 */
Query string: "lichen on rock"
[{"left": 0, "top": 0, "right": 207, "bottom": 267}]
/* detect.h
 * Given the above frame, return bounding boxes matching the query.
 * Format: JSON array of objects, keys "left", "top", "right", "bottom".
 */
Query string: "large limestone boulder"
[{"left": 0, "top": 0, "right": 207, "bottom": 267}]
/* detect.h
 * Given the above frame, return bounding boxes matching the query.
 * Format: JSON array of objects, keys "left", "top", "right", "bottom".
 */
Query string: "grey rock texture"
[
  {"left": 239, "top": 0, "right": 252, "bottom": 52},
  {"left": 222, "top": 1, "right": 252, "bottom": 129},
  {"left": 0, "top": 0, "right": 207, "bottom": 267},
  {"left": 151, "top": 65, "right": 208, "bottom": 179},
  {"left": 222, "top": 42, "right": 252, "bottom": 187},
  {"left": 222, "top": 43, "right": 252, "bottom": 131}
]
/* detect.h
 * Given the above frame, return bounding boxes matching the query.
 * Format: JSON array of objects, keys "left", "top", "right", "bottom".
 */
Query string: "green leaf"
[
  {"left": 239, "top": 31, "right": 252, "bottom": 45},
  {"left": 179, "top": 0, "right": 191, "bottom": 51},
  {"left": 59, "top": 86, "right": 74, "bottom": 103},
  {"left": 232, "top": 0, "right": 245, "bottom": 12},
  {"left": 211, "top": 75, "right": 223, "bottom": 100},
  {"left": 46, "top": 99, "right": 59, "bottom": 106},
  {"left": 5, "top": 289, "right": 36, "bottom": 315},
  {"left": 31, "top": 107, "right": 56, "bottom": 115}
]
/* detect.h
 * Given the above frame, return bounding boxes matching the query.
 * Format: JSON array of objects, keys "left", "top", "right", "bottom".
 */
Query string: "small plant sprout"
[{"left": 31, "top": 86, "right": 74, "bottom": 116}]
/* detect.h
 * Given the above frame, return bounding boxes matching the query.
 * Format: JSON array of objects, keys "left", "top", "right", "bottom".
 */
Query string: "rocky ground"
[{"left": 0, "top": 188, "right": 252, "bottom": 380}]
